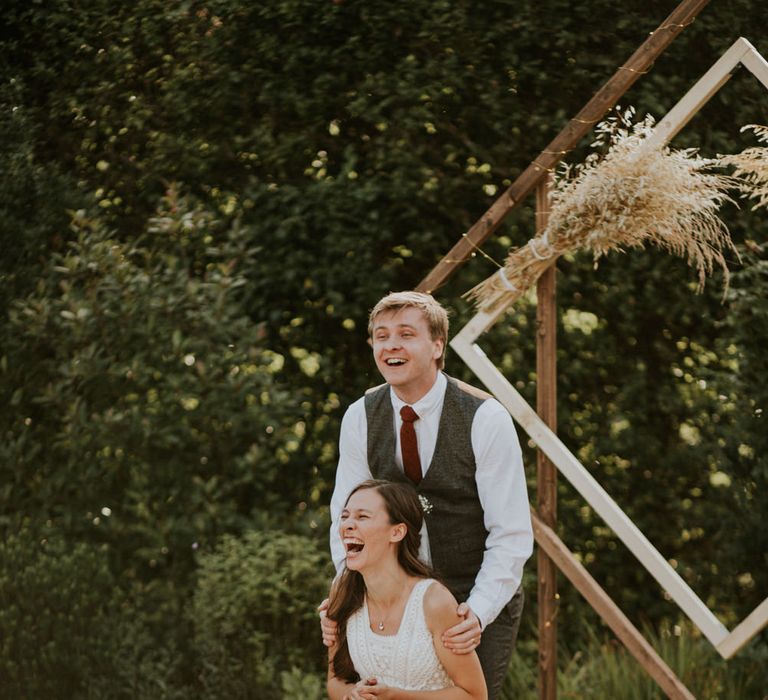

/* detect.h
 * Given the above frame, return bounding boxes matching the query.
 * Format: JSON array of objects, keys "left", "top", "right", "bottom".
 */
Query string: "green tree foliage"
[
  {"left": 0, "top": 79, "right": 81, "bottom": 309},
  {"left": 0, "top": 192, "right": 305, "bottom": 580}
]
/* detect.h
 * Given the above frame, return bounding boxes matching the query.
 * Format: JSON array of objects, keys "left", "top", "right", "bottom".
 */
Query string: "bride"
[{"left": 326, "top": 480, "right": 487, "bottom": 700}]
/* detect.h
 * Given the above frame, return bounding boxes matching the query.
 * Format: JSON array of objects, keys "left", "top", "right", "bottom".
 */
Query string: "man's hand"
[
  {"left": 318, "top": 597, "right": 339, "bottom": 648},
  {"left": 441, "top": 602, "right": 482, "bottom": 654}
]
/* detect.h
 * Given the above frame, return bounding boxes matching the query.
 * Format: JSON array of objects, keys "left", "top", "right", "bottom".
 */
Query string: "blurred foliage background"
[{"left": 1, "top": 0, "right": 766, "bottom": 697}]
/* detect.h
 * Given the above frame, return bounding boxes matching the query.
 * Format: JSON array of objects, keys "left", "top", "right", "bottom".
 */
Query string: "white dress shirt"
[{"left": 329, "top": 372, "right": 533, "bottom": 628}]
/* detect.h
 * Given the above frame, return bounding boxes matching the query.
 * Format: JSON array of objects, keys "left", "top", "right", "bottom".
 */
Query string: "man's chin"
[{"left": 377, "top": 367, "right": 409, "bottom": 386}]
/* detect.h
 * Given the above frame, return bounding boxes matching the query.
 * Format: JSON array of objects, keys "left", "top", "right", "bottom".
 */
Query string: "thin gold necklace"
[
  {"left": 368, "top": 586, "right": 409, "bottom": 632},
  {"left": 368, "top": 598, "right": 390, "bottom": 631}
]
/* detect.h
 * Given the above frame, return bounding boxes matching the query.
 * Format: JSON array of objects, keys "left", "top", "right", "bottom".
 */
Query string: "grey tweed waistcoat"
[{"left": 364, "top": 374, "right": 490, "bottom": 600}]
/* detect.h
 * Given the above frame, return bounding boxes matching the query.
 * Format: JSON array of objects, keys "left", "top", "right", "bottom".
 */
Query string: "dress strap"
[{"left": 396, "top": 578, "right": 435, "bottom": 638}]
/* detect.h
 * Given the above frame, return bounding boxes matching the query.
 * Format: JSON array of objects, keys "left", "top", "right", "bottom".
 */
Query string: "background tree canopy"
[{"left": 1, "top": 1, "right": 766, "bottom": 697}]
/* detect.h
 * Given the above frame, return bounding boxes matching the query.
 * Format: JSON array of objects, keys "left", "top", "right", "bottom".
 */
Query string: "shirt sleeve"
[
  {"left": 467, "top": 399, "right": 533, "bottom": 629},
  {"left": 329, "top": 398, "right": 373, "bottom": 572}
]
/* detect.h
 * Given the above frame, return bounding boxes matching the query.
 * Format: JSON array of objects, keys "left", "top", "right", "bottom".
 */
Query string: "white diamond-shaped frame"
[{"left": 451, "top": 37, "right": 768, "bottom": 661}]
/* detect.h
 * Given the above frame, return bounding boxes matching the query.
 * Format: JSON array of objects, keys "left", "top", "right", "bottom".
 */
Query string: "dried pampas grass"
[
  {"left": 466, "top": 110, "right": 739, "bottom": 312},
  {"left": 719, "top": 125, "right": 768, "bottom": 211}
]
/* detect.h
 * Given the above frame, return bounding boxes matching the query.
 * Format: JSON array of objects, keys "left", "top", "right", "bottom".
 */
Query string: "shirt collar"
[{"left": 389, "top": 371, "right": 447, "bottom": 418}]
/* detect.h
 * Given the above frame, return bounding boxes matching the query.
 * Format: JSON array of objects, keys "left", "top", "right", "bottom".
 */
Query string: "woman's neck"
[{"left": 361, "top": 562, "right": 415, "bottom": 607}]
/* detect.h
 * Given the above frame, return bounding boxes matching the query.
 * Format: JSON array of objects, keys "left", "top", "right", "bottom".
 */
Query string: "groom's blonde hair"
[{"left": 368, "top": 291, "right": 449, "bottom": 369}]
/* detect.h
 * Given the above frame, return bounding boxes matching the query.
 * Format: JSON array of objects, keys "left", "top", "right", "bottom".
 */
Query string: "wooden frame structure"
[
  {"left": 415, "top": 1, "right": 768, "bottom": 696},
  {"left": 450, "top": 32, "right": 768, "bottom": 660}
]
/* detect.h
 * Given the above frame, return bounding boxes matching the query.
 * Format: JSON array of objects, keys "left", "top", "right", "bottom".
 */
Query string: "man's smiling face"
[{"left": 371, "top": 306, "right": 444, "bottom": 404}]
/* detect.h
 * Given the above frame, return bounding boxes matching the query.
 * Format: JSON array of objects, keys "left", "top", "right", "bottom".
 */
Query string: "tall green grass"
[{"left": 502, "top": 621, "right": 768, "bottom": 699}]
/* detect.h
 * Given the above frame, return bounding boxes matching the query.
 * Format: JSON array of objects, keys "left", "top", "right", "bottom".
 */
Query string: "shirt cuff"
[{"left": 466, "top": 593, "right": 494, "bottom": 630}]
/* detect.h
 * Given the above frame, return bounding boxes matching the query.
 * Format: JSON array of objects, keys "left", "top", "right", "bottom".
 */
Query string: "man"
[{"left": 323, "top": 291, "right": 532, "bottom": 699}]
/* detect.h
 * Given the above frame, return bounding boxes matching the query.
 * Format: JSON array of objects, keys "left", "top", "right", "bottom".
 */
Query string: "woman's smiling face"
[{"left": 339, "top": 487, "right": 405, "bottom": 571}]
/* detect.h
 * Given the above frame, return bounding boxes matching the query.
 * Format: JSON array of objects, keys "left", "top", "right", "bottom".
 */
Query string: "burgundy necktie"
[{"left": 400, "top": 405, "right": 422, "bottom": 485}]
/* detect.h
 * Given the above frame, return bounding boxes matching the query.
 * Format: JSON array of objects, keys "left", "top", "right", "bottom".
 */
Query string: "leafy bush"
[
  {"left": 191, "top": 529, "right": 333, "bottom": 700},
  {"left": 89, "top": 575, "right": 196, "bottom": 700},
  {"left": 0, "top": 526, "right": 120, "bottom": 698},
  {"left": 280, "top": 666, "right": 326, "bottom": 700},
  {"left": 0, "top": 525, "right": 204, "bottom": 699}
]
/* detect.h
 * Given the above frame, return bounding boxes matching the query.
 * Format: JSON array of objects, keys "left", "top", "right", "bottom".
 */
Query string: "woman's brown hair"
[{"left": 327, "top": 479, "right": 433, "bottom": 682}]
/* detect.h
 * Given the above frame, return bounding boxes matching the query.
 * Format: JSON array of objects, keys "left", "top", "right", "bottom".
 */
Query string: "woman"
[{"left": 326, "top": 479, "right": 487, "bottom": 700}]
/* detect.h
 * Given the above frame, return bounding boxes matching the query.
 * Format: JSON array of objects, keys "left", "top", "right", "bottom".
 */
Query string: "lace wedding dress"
[{"left": 347, "top": 578, "right": 453, "bottom": 691}]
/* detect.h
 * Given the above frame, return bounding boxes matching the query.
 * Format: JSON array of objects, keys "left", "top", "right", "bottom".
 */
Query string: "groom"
[{"left": 323, "top": 291, "right": 533, "bottom": 699}]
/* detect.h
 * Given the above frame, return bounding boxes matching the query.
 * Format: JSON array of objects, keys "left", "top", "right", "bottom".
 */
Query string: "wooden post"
[
  {"left": 531, "top": 511, "right": 696, "bottom": 700},
  {"left": 416, "top": 0, "right": 710, "bottom": 295},
  {"left": 536, "top": 176, "right": 558, "bottom": 700}
]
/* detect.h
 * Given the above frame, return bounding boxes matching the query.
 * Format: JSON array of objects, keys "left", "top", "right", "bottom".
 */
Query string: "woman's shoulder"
[{"left": 422, "top": 580, "right": 461, "bottom": 630}]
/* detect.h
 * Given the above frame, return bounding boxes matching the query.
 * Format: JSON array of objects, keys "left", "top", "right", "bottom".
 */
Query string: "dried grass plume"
[
  {"left": 718, "top": 124, "right": 768, "bottom": 211},
  {"left": 467, "top": 110, "right": 739, "bottom": 312}
]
